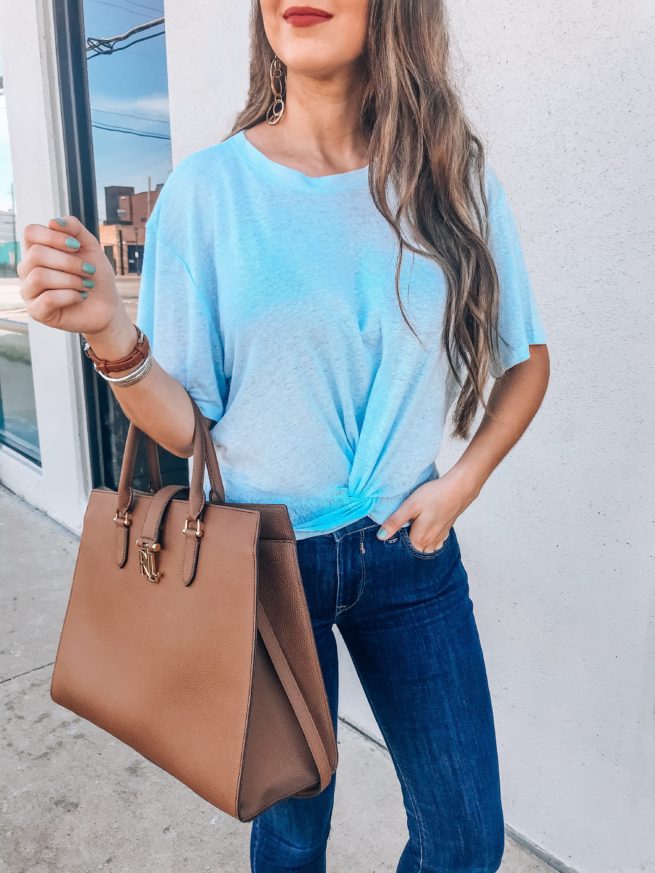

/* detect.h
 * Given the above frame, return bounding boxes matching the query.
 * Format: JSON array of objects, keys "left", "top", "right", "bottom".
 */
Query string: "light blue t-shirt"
[{"left": 135, "top": 129, "right": 547, "bottom": 539}]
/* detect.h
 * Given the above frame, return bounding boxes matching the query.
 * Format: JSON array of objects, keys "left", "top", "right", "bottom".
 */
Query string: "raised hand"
[{"left": 17, "top": 215, "right": 123, "bottom": 336}]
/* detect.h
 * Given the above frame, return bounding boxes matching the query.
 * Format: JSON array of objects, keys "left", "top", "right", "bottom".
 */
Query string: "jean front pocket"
[{"left": 399, "top": 525, "right": 453, "bottom": 560}]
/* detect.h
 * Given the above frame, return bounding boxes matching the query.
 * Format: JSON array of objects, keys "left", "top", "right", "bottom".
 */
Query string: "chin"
[{"left": 279, "top": 46, "right": 358, "bottom": 80}]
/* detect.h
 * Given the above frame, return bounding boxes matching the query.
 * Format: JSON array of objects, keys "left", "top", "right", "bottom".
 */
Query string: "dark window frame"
[{"left": 51, "top": 0, "right": 187, "bottom": 492}]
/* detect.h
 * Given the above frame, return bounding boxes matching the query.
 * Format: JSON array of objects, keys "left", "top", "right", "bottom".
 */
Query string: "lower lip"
[{"left": 284, "top": 13, "right": 333, "bottom": 27}]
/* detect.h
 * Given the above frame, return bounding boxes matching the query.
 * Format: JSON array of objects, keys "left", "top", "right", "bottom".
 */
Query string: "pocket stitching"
[{"left": 399, "top": 526, "right": 451, "bottom": 560}]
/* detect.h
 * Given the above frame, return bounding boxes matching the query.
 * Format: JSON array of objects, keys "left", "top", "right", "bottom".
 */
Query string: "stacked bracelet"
[
  {"left": 83, "top": 325, "right": 153, "bottom": 387},
  {"left": 97, "top": 351, "right": 153, "bottom": 386}
]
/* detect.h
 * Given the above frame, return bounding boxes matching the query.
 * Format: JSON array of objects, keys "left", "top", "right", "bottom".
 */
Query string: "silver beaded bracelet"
[{"left": 93, "top": 349, "right": 153, "bottom": 386}]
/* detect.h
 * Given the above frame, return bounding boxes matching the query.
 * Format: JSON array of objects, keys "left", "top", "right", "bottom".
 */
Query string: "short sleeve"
[
  {"left": 135, "top": 215, "right": 226, "bottom": 426},
  {"left": 485, "top": 164, "right": 548, "bottom": 378}
]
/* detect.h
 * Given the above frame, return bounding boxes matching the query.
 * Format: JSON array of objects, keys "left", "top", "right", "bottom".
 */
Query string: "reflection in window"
[
  {"left": 0, "top": 51, "right": 40, "bottom": 462},
  {"left": 83, "top": 2, "right": 180, "bottom": 491},
  {"left": 84, "top": 0, "right": 170, "bottom": 326}
]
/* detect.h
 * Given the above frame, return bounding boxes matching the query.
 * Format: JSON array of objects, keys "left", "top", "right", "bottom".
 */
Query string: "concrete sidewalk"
[{"left": 0, "top": 484, "right": 556, "bottom": 873}]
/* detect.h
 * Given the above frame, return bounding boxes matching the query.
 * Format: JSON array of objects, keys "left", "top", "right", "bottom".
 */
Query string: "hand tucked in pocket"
[{"left": 375, "top": 466, "right": 481, "bottom": 553}]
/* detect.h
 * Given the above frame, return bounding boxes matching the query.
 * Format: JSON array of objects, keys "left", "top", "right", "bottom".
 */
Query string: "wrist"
[
  {"left": 443, "top": 461, "right": 486, "bottom": 505},
  {"left": 81, "top": 313, "right": 139, "bottom": 363}
]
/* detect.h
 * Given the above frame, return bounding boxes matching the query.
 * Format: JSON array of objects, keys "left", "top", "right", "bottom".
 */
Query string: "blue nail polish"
[
  {"left": 82, "top": 278, "right": 94, "bottom": 289},
  {"left": 79, "top": 290, "right": 88, "bottom": 299},
  {"left": 54, "top": 217, "right": 68, "bottom": 227},
  {"left": 376, "top": 527, "right": 388, "bottom": 540},
  {"left": 82, "top": 262, "right": 96, "bottom": 274},
  {"left": 65, "top": 236, "right": 80, "bottom": 250}
]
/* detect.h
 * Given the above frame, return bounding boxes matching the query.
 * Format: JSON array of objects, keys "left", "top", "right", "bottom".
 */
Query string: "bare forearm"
[
  {"left": 81, "top": 310, "right": 196, "bottom": 458},
  {"left": 448, "top": 344, "right": 550, "bottom": 498}
]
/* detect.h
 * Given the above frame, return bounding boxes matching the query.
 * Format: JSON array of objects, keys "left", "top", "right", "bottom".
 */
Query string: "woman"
[{"left": 19, "top": 1, "right": 549, "bottom": 870}]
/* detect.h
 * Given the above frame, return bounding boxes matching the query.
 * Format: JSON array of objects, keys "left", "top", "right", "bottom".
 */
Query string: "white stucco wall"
[
  {"left": 0, "top": 0, "right": 93, "bottom": 530},
  {"left": 440, "top": 4, "right": 655, "bottom": 871},
  {"left": 163, "top": 2, "right": 655, "bottom": 871}
]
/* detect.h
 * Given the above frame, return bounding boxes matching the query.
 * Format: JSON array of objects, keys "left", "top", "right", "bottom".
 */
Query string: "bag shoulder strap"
[{"left": 256, "top": 603, "right": 333, "bottom": 793}]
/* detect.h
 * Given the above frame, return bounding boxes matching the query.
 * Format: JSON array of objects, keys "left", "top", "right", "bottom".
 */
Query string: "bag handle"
[
  {"left": 114, "top": 424, "right": 166, "bottom": 525},
  {"left": 188, "top": 397, "right": 226, "bottom": 506},
  {"left": 115, "top": 396, "right": 224, "bottom": 517},
  {"left": 182, "top": 398, "right": 231, "bottom": 509},
  {"left": 145, "top": 437, "right": 163, "bottom": 492},
  {"left": 179, "top": 399, "right": 234, "bottom": 585},
  {"left": 113, "top": 395, "right": 226, "bottom": 580}
]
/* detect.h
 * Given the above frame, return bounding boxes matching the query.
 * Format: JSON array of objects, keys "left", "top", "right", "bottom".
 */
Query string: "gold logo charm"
[{"left": 136, "top": 538, "right": 161, "bottom": 583}]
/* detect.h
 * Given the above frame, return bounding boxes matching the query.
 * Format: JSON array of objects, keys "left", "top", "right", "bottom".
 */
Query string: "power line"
[
  {"left": 86, "top": 18, "right": 164, "bottom": 59},
  {"left": 88, "top": 28, "right": 164, "bottom": 58},
  {"left": 87, "top": 28, "right": 164, "bottom": 58},
  {"left": 132, "top": 3, "right": 164, "bottom": 15},
  {"left": 92, "top": 121, "right": 170, "bottom": 140},
  {"left": 125, "top": 0, "right": 164, "bottom": 14},
  {"left": 90, "top": 0, "right": 162, "bottom": 19},
  {"left": 92, "top": 107, "right": 170, "bottom": 126}
]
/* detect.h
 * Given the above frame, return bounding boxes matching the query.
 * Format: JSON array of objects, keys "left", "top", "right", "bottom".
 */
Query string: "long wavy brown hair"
[{"left": 228, "top": 0, "right": 503, "bottom": 439}]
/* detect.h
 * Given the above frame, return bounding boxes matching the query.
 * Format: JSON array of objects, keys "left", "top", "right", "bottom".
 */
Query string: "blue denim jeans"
[{"left": 249, "top": 515, "right": 505, "bottom": 873}]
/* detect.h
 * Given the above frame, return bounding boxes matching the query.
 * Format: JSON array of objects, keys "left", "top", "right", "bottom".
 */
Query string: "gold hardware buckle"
[
  {"left": 135, "top": 538, "right": 161, "bottom": 583},
  {"left": 113, "top": 510, "right": 132, "bottom": 527},
  {"left": 182, "top": 518, "right": 204, "bottom": 538}
]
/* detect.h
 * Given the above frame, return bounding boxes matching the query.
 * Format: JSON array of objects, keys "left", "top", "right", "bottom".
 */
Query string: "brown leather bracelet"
[{"left": 83, "top": 325, "right": 151, "bottom": 376}]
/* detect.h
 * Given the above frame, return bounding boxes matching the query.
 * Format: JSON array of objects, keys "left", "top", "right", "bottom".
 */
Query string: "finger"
[
  {"left": 23, "top": 217, "right": 96, "bottom": 256},
  {"left": 376, "top": 505, "right": 416, "bottom": 541},
  {"left": 28, "top": 288, "right": 90, "bottom": 324},
  {"left": 405, "top": 519, "right": 431, "bottom": 552},
  {"left": 416, "top": 527, "right": 450, "bottom": 554},
  {"left": 21, "top": 265, "right": 94, "bottom": 302},
  {"left": 45, "top": 214, "right": 101, "bottom": 251},
  {"left": 19, "top": 244, "right": 95, "bottom": 286},
  {"left": 23, "top": 221, "right": 84, "bottom": 257}
]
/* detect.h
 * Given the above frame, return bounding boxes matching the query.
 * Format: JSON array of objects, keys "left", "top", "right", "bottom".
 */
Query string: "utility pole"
[{"left": 9, "top": 181, "right": 17, "bottom": 272}]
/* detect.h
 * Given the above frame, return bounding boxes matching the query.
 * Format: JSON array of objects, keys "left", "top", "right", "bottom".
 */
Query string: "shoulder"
[
  {"left": 481, "top": 159, "right": 529, "bottom": 251},
  {"left": 146, "top": 137, "right": 239, "bottom": 237},
  {"left": 482, "top": 159, "right": 509, "bottom": 215},
  {"left": 171, "top": 137, "right": 238, "bottom": 181}
]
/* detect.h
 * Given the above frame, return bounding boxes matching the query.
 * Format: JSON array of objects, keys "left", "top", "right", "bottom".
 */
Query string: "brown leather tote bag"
[{"left": 50, "top": 394, "right": 338, "bottom": 821}]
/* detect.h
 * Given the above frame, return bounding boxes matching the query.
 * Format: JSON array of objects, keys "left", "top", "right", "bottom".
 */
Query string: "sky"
[
  {"left": 84, "top": 0, "right": 172, "bottom": 222},
  {"left": 0, "top": 0, "right": 172, "bottom": 222}
]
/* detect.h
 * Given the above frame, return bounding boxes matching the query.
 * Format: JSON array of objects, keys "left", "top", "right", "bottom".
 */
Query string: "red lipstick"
[{"left": 283, "top": 6, "right": 333, "bottom": 27}]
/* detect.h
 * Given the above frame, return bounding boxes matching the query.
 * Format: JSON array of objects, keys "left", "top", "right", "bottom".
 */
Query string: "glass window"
[
  {"left": 81, "top": 1, "right": 183, "bottom": 491},
  {"left": 83, "top": 0, "right": 170, "bottom": 327},
  {"left": 0, "top": 48, "right": 40, "bottom": 463}
]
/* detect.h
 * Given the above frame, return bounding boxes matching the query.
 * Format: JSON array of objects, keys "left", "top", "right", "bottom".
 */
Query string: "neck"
[{"left": 276, "top": 62, "right": 369, "bottom": 169}]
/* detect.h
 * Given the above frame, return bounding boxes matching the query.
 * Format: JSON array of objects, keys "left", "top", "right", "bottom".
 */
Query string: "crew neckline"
[{"left": 230, "top": 128, "right": 370, "bottom": 193}]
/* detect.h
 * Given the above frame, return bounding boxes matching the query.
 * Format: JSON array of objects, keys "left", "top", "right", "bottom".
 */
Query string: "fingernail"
[
  {"left": 65, "top": 236, "right": 80, "bottom": 250},
  {"left": 82, "top": 262, "right": 96, "bottom": 274},
  {"left": 376, "top": 527, "right": 389, "bottom": 540},
  {"left": 54, "top": 217, "right": 67, "bottom": 227},
  {"left": 79, "top": 290, "right": 88, "bottom": 299},
  {"left": 82, "top": 278, "right": 94, "bottom": 289}
]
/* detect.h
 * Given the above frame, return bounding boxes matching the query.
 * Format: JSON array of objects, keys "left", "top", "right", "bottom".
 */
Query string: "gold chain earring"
[{"left": 266, "top": 55, "right": 285, "bottom": 125}]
